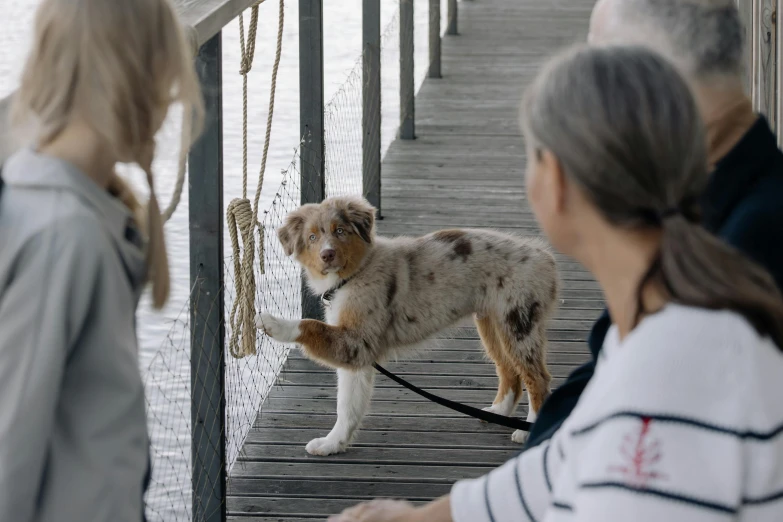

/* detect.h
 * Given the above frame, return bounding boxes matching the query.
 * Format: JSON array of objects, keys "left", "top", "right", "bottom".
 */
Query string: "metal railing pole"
[
  {"left": 428, "top": 0, "right": 442, "bottom": 78},
  {"left": 400, "top": 0, "right": 415, "bottom": 140},
  {"left": 363, "top": 0, "right": 382, "bottom": 214},
  {"left": 189, "top": 31, "right": 227, "bottom": 522},
  {"left": 299, "top": 0, "right": 326, "bottom": 320},
  {"left": 447, "top": 0, "right": 458, "bottom": 35}
]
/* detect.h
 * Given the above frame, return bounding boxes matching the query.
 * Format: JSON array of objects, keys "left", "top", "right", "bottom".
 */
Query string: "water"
[{"left": 1, "top": 0, "right": 444, "bottom": 518}]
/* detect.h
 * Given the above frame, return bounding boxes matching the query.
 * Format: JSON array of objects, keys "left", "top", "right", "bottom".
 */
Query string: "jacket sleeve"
[{"left": 0, "top": 218, "right": 102, "bottom": 522}]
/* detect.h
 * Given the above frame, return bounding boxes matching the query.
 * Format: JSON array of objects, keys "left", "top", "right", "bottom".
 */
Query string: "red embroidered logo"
[{"left": 608, "top": 416, "right": 667, "bottom": 486}]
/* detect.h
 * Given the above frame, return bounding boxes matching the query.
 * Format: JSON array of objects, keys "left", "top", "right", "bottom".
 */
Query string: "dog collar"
[{"left": 321, "top": 277, "right": 352, "bottom": 308}]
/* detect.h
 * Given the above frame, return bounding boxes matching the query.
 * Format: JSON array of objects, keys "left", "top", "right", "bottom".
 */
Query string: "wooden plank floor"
[{"left": 228, "top": 0, "right": 599, "bottom": 519}]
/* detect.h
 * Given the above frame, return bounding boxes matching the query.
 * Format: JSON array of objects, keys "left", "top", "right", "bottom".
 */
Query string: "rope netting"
[{"left": 134, "top": 0, "right": 446, "bottom": 520}]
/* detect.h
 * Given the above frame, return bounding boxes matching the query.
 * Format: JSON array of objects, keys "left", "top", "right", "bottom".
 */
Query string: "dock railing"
[
  {"left": 0, "top": 0, "right": 779, "bottom": 521},
  {"left": 0, "top": 0, "right": 460, "bottom": 520}
]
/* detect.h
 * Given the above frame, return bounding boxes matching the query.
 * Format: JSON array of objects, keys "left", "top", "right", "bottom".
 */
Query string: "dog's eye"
[
  {"left": 336, "top": 227, "right": 344, "bottom": 235},
  {"left": 309, "top": 234, "right": 317, "bottom": 242}
]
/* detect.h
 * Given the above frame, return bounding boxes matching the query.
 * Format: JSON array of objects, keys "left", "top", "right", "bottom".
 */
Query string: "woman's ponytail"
[{"left": 639, "top": 214, "right": 783, "bottom": 348}]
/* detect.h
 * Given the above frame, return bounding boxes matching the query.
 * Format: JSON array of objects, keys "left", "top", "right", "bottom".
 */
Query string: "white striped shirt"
[{"left": 451, "top": 304, "right": 783, "bottom": 521}]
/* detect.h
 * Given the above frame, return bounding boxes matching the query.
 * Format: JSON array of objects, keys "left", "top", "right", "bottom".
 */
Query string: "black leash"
[{"left": 372, "top": 362, "right": 533, "bottom": 432}]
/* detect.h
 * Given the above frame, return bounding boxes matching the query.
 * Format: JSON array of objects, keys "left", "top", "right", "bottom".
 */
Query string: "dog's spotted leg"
[
  {"left": 257, "top": 313, "right": 371, "bottom": 368},
  {"left": 306, "top": 366, "right": 375, "bottom": 456}
]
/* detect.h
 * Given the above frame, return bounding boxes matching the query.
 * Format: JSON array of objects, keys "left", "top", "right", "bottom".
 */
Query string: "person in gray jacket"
[{"left": 0, "top": 0, "right": 203, "bottom": 520}]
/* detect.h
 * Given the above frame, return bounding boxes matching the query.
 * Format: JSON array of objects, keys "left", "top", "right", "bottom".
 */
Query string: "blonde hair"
[{"left": 12, "top": 0, "right": 204, "bottom": 309}]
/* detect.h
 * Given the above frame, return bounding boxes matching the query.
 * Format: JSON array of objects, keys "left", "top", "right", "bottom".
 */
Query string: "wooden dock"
[{"left": 227, "top": 0, "right": 600, "bottom": 519}]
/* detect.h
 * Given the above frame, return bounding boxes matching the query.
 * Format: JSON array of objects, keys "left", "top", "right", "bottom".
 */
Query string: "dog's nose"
[{"left": 321, "top": 249, "right": 336, "bottom": 263}]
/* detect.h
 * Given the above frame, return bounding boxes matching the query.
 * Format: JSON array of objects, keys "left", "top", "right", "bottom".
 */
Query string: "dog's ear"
[
  {"left": 277, "top": 207, "right": 312, "bottom": 256},
  {"left": 343, "top": 197, "right": 376, "bottom": 244}
]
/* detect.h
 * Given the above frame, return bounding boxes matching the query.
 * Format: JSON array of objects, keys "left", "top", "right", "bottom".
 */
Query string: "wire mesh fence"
[{"left": 139, "top": 0, "right": 446, "bottom": 520}]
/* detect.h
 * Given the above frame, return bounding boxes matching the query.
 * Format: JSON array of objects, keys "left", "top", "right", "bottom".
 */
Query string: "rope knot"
[{"left": 227, "top": 198, "right": 259, "bottom": 358}]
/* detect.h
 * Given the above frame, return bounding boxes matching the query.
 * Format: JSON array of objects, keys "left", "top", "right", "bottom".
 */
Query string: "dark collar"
[
  {"left": 321, "top": 276, "right": 353, "bottom": 308},
  {"left": 701, "top": 115, "right": 780, "bottom": 232}
]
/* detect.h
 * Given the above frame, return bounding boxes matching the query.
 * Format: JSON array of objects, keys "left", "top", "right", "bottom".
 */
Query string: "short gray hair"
[{"left": 596, "top": 0, "right": 744, "bottom": 80}]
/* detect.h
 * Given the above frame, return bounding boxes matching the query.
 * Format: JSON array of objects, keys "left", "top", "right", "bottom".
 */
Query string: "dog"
[{"left": 256, "top": 195, "right": 559, "bottom": 455}]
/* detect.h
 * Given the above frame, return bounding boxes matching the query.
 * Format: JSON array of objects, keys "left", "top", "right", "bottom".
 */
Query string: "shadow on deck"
[{"left": 228, "top": 0, "right": 600, "bottom": 518}]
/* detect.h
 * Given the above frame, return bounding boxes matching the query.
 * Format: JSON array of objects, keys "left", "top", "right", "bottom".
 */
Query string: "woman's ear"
[{"left": 540, "top": 149, "right": 568, "bottom": 215}]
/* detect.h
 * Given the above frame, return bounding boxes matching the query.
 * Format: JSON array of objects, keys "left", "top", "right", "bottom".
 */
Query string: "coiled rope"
[{"left": 227, "top": 0, "right": 285, "bottom": 358}]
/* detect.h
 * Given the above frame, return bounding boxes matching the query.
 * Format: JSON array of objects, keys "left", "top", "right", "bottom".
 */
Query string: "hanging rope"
[{"left": 227, "top": 0, "right": 285, "bottom": 358}]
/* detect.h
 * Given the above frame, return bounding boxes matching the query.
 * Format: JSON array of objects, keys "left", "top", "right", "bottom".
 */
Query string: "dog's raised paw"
[
  {"left": 305, "top": 437, "right": 346, "bottom": 456},
  {"left": 511, "top": 429, "right": 529, "bottom": 444},
  {"left": 255, "top": 313, "right": 299, "bottom": 343}
]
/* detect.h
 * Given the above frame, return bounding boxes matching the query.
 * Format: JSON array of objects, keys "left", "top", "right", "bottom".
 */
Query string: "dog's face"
[{"left": 277, "top": 196, "right": 376, "bottom": 281}]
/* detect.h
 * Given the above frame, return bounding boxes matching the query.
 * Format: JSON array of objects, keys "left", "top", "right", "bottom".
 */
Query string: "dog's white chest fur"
[{"left": 323, "top": 291, "right": 345, "bottom": 325}]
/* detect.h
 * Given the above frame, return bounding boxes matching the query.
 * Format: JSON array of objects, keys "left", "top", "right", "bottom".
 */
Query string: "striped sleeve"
[{"left": 450, "top": 437, "right": 561, "bottom": 522}]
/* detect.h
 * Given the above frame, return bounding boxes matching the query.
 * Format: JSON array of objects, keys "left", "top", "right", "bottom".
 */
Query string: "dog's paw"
[
  {"left": 305, "top": 437, "right": 347, "bottom": 456},
  {"left": 482, "top": 403, "right": 514, "bottom": 419},
  {"left": 255, "top": 313, "right": 300, "bottom": 343},
  {"left": 511, "top": 429, "right": 529, "bottom": 444}
]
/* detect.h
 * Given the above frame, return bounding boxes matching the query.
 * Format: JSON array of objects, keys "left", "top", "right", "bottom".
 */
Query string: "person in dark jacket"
[{"left": 524, "top": 0, "right": 783, "bottom": 450}]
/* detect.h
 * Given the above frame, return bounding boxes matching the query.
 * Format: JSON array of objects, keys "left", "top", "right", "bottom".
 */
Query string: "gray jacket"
[{"left": 0, "top": 148, "right": 150, "bottom": 522}]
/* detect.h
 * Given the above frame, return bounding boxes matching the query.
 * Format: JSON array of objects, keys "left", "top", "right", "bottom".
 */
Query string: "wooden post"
[
  {"left": 428, "top": 0, "right": 442, "bottom": 78},
  {"left": 189, "top": 32, "right": 227, "bottom": 522},
  {"left": 447, "top": 0, "right": 458, "bottom": 35},
  {"left": 363, "top": 0, "right": 382, "bottom": 213},
  {"left": 299, "top": 0, "right": 326, "bottom": 320},
  {"left": 400, "top": 0, "right": 415, "bottom": 140}
]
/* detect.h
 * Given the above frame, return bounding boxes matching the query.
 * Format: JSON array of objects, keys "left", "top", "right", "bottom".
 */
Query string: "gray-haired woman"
[{"left": 328, "top": 44, "right": 783, "bottom": 522}]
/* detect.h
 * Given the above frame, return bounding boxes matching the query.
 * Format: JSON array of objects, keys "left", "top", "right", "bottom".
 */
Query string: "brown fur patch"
[
  {"left": 427, "top": 271, "right": 436, "bottom": 282},
  {"left": 337, "top": 234, "right": 370, "bottom": 280},
  {"left": 497, "top": 276, "right": 505, "bottom": 289},
  {"left": 386, "top": 275, "right": 398, "bottom": 305},
  {"left": 277, "top": 206, "right": 317, "bottom": 256},
  {"left": 339, "top": 307, "right": 363, "bottom": 329},
  {"left": 295, "top": 320, "right": 352, "bottom": 367},
  {"left": 506, "top": 301, "right": 541, "bottom": 341},
  {"left": 432, "top": 229, "right": 466, "bottom": 242},
  {"left": 476, "top": 316, "right": 523, "bottom": 404},
  {"left": 452, "top": 238, "right": 473, "bottom": 262},
  {"left": 299, "top": 243, "right": 324, "bottom": 277}
]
